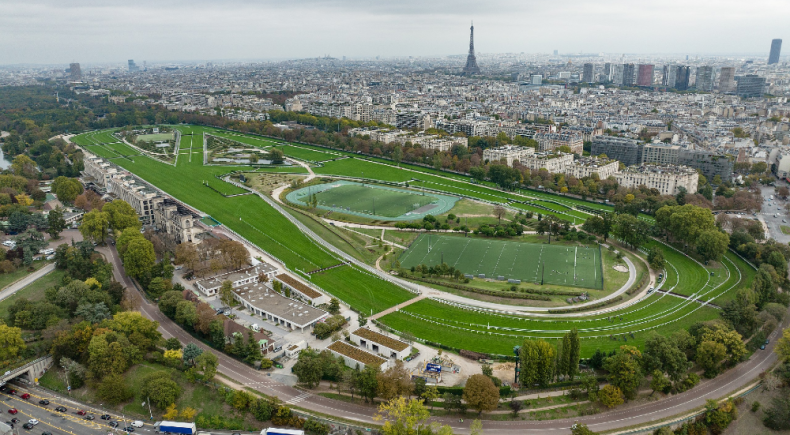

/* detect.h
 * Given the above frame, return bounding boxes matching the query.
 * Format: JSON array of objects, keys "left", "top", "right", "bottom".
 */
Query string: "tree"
[
  {"left": 220, "top": 240, "right": 250, "bottom": 270},
  {"left": 175, "top": 243, "right": 199, "bottom": 271},
  {"left": 763, "top": 395, "right": 790, "bottom": 430},
  {"left": 14, "top": 229, "right": 48, "bottom": 265},
  {"left": 164, "top": 337, "right": 182, "bottom": 351},
  {"left": 103, "top": 200, "right": 141, "bottom": 233},
  {"left": 613, "top": 214, "right": 649, "bottom": 249},
  {"left": 696, "top": 230, "right": 729, "bottom": 263},
  {"left": 374, "top": 397, "right": 452, "bottom": 435},
  {"left": 493, "top": 205, "right": 506, "bottom": 224},
  {"left": 96, "top": 373, "right": 133, "bottom": 405},
  {"left": 182, "top": 343, "right": 203, "bottom": 366},
  {"left": 123, "top": 237, "right": 156, "bottom": 279},
  {"left": 328, "top": 298, "right": 341, "bottom": 315},
  {"left": 599, "top": 385, "right": 624, "bottom": 408},
  {"left": 647, "top": 247, "right": 665, "bottom": 270},
  {"left": 52, "top": 177, "right": 84, "bottom": 204},
  {"left": 463, "top": 374, "right": 499, "bottom": 414},
  {"left": 603, "top": 346, "right": 643, "bottom": 400},
  {"left": 357, "top": 365, "right": 380, "bottom": 403},
  {"left": 47, "top": 207, "right": 66, "bottom": 239},
  {"left": 775, "top": 327, "right": 790, "bottom": 362},
  {"left": 571, "top": 423, "right": 600, "bottom": 435},
  {"left": 696, "top": 340, "right": 727, "bottom": 377},
  {"left": 219, "top": 280, "right": 234, "bottom": 309},
  {"left": 423, "top": 386, "right": 440, "bottom": 410},
  {"left": 12, "top": 154, "right": 37, "bottom": 178},
  {"left": 87, "top": 332, "right": 136, "bottom": 379},
  {"left": 194, "top": 351, "right": 219, "bottom": 381},
  {"left": 377, "top": 360, "right": 413, "bottom": 401},
  {"left": 0, "top": 324, "right": 26, "bottom": 361},
  {"left": 519, "top": 339, "right": 556, "bottom": 388},
  {"left": 650, "top": 370, "right": 670, "bottom": 395},
  {"left": 567, "top": 328, "right": 581, "bottom": 380},
  {"left": 140, "top": 371, "right": 182, "bottom": 409},
  {"left": 175, "top": 300, "right": 198, "bottom": 328},
  {"left": 642, "top": 332, "right": 689, "bottom": 382},
  {"left": 104, "top": 311, "right": 162, "bottom": 351},
  {"left": 158, "top": 291, "right": 185, "bottom": 318},
  {"left": 79, "top": 210, "right": 110, "bottom": 243},
  {"left": 293, "top": 349, "right": 323, "bottom": 388}
]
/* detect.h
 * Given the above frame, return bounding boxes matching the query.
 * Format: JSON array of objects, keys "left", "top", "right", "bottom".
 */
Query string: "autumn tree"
[
  {"left": 374, "top": 397, "right": 452, "bottom": 435},
  {"left": 194, "top": 351, "right": 219, "bottom": 381},
  {"left": 599, "top": 385, "right": 624, "bottom": 408},
  {"left": 80, "top": 209, "right": 110, "bottom": 243},
  {"left": 103, "top": 200, "right": 141, "bottom": 233},
  {"left": 603, "top": 345, "right": 643, "bottom": 400},
  {"left": 463, "top": 374, "right": 500, "bottom": 414},
  {"left": 123, "top": 237, "right": 156, "bottom": 279},
  {"left": 0, "top": 324, "right": 26, "bottom": 361},
  {"left": 47, "top": 207, "right": 66, "bottom": 239},
  {"left": 219, "top": 280, "right": 235, "bottom": 310},
  {"left": 377, "top": 360, "right": 413, "bottom": 400}
]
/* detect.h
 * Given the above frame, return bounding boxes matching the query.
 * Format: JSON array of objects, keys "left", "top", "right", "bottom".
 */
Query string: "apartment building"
[
  {"left": 678, "top": 149, "right": 734, "bottom": 181},
  {"left": 483, "top": 145, "right": 535, "bottom": 166},
  {"left": 151, "top": 198, "right": 201, "bottom": 244},
  {"left": 519, "top": 152, "right": 574, "bottom": 173},
  {"left": 563, "top": 157, "right": 620, "bottom": 179},
  {"left": 106, "top": 174, "right": 160, "bottom": 224},
  {"left": 642, "top": 144, "right": 681, "bottom": 166},
  {"left": 614, "top": 165, "right": 699, "bottom": 195},
  {"left": 534, "top": 132, "right": 583, "bottom": 154},
  {"left": 590, "top": 136, "right": 643, "bottom": 166}
]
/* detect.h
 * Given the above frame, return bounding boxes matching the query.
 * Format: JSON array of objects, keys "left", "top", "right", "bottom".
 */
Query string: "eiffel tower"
[{"left": 463, "top": 21, "right": 480, "bottom": 75}]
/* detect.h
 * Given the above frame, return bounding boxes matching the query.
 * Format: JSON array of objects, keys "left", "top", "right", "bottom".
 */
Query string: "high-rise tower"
[
  {"left": 768, "top": 39, "right": 782, "bottom": 65},
  {"left": 463, "top": 22, "right": 480, "bottom": 75}
]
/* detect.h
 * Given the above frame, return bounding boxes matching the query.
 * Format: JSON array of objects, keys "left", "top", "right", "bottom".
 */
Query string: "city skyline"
[{"left": 0, "top": 0, "right": 787, "bottom": 65}]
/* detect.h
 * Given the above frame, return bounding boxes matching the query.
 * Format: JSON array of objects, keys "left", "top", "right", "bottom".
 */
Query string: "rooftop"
[
  {"left": 327, "top": 340, "right": 387, "bottom": 367},
  {"left": 232, "top": 282, "right": 328, "bottom": 326},
  {"left": 352, "top": 328, "right": 409, "bottom": 352},
  {"left": 275, "top": 274, "right": 322, "bottom": 299},
  {"left": 196, "top": 264, "right": 278, "bottom": 290}
]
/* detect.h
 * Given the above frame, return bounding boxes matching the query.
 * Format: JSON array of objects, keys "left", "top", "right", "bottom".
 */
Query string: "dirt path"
[{"left": 369, "top": 294, "right": 429, "bottom": 320}]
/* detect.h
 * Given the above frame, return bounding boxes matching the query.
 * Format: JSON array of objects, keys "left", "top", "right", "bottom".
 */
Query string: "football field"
[{"left": 399, "top": 234, "right": 603, "bottom": 289}]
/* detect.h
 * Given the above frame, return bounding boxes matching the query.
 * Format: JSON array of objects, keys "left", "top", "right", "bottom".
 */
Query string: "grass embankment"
[{"left": 0, "top": 266, "right": 64, "bottom": 320}]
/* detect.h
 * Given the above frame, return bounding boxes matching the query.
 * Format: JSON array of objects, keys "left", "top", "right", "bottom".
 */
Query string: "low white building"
[
  {"left": 232, "top": 282, "right": 329, "bottom": 332},
  {"left": 350, "top": 328, "right": 411, "bottom": 360},
  {"left": 614, "top": 164, "right": 699, "bottom": 196},
  {"left": 563, "top": 157, "right": 620, "bottom": 179},
  {"left": 195, "top": 264, "right": 278, "bottom": 297},
  {"left": 327, "top": 340, "right": 389, "bottom": 370}
]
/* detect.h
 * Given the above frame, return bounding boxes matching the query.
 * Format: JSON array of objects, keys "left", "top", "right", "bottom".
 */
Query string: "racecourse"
[{"left": 70, "top": 125, "right": 749, "bottom": 357}]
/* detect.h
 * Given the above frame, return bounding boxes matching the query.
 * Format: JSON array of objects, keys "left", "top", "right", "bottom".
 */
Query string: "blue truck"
[{"left": 154, "top": 421, "right": 197, "bottom": 434}]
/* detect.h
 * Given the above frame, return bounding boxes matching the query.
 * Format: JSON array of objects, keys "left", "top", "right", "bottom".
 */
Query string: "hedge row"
[
  {"left": 401, "top": 274, "right": 552, "bottom": 301},
  {"left": 547, "top": 295, "right": 623, "bottom": 314}
]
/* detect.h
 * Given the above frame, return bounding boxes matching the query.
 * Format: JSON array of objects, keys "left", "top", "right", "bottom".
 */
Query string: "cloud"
[{"left": 0, "top": 0, "right": 787, "bottom": 64}]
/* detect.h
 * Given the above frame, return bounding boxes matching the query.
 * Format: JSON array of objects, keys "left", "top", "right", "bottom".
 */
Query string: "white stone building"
[
  {"left": 350, "top": 328, "right": 411, "bottom": 360},
  {"left": 519, "top": 152, "right": 575, "bottom": 173},
  {"left": 614, "top": 165, "right": 699, "bottom": 195},
  {"left": 483, "top": 145, "right": 535, "bottom": 166}
]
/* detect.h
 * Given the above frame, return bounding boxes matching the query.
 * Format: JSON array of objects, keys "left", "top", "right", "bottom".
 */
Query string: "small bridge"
[{"left": 0, "top": 356, "right": 53, "bottom": 386}]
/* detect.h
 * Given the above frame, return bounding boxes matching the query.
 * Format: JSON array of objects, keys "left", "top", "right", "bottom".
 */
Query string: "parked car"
[
  {"left": 39, "top": 399, "right": 49, "bottom": 405},
  {"left": 7, "top": 409, "right": 18, "bottom": 415}
]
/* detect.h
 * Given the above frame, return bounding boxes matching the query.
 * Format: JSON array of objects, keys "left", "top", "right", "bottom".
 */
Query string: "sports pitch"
[
  {"left": 137, "top": 132, "right": 174, "bottom": 142},
  {"left": 286, "top": 180, "right": 458, "bottom": 220},
  {"left": 399, "top": 235, "right": 603, "bottom": 289}
]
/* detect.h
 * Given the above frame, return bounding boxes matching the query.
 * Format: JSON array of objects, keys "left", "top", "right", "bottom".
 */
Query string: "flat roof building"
[
  {"left": 519, "top": 151, "right": 574, "bottom": 173},
  {"left": 328, "top": 340, "right": 389, "bottom": 370},
  {"left": 642, "top": 144, "right": 681, "bottom": 166},
  {"left": 350, "top": 328, "right": 411, "bottom": 360},
  {"left": 232, "top": 282, "right": 329, "bottom": 332},
  {"left": 483, "top": 145, "right": 535, "bottom": 166},
  {"left": 196, "top": 264, "right": 279, "bottom": 297},
  {"left": 563, "top": 157, "right": 619, "bottom": 180},
  {"left": 590, "top": 136, "right": 642, "bottom": 167},
  {"left": 614, "top": 164, "right": 699, "bottom": 196},
  {"left": 534, "top": 132, "right": 583, "bottom": 154}
]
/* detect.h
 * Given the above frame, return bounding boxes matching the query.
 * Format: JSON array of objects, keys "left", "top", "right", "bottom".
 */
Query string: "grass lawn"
[
  {"left": 0, "top": 260, "right": 50, "bottom": 290},
  {"left": 0, "top": 268, "right": 65, "bottom": 320},
  {"left": 399, "top": 234, "right": 603, "bottom": 289},
  {"left": 781, "top": 225, "right": 790, "bottom": 235}
]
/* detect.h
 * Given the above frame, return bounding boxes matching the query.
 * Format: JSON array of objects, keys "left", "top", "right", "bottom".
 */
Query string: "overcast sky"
[{"left": 0, "top": 0, "right": 786, "bottom": 65}]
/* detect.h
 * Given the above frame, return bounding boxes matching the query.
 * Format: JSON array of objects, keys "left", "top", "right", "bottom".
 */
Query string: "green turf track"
[
  {"left": 74, "top": 127, "right": 415, "bottom": 314},
  {"left": 72, "top": 126, "right": 740, "bottom": 355},
  {"left": 399, "top": 235, "right": 602, "bottom": 289}
]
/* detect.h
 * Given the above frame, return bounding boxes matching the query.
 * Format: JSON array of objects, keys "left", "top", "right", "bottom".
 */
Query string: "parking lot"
[{"left": 759, "top": 184, "right": 790, "bottom": 243}]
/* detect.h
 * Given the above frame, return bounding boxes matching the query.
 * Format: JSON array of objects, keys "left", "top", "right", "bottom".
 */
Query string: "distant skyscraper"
[
  {"left": 675, "top": 66, "right": 690, "bottom": 90},
  {"left": 695, "top": 66, "right": 714, "bottom": 92},
  {"left": 128, "top": 59, "right": 139, "bottom": 72},
  {"left": 530, "top": 74, "right": 543, "bottom": 85},
  {"left": 622, "top": 63, "right": 636, "bottom": 86},
  {"left": 553, "top": 49, "right": 559, "bottom": 56},
  {"left": 718, "top": 67, "right": 736, "bottom": 93},
  {"left": 637, "top": 64, "right": 654, "bottom": 86},
  {"left": 612, "top": 64, "right": 625, "bottom": 85},
  {"left": 736, "top": 74, "right": 766, "bottom": 98},
  {"left": 69, "top": 63, "right": 81, "bottom": 80},
  {"left": 768, "top": 39, "right": 782, "bottom": 64},
  {"left": 463, "top": 22, "right": 480, "bottom": 75},
  {"left": 582, "top": 63, "right": 594, "bottom": 83},
  {"left": 603, "top": 63, "right": 612, "bottom": 82},
  {"left": 662, "top": 65, "right": 677, "bottom": 87}
]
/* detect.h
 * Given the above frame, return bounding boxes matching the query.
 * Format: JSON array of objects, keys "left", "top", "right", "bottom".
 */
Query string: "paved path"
[
  {"left": 370, "top": 294, "right": 429, "bottom": 320},
  {"left": 0, "top": 263, "right": 56, "bottom": 303}
]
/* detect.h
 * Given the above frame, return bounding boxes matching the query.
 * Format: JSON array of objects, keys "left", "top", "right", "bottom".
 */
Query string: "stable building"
[
  {"left": 327, "top": 340, "right": 389, "bottom": 370},
  {"left": 350, "top": 328, "right": 411, "bottom": 360},
  {"left": 232, "top": 282, "right": 329, "bottom": 332},
  {"left": 275, "top": 274, "right": 328, "bottom": 305}
]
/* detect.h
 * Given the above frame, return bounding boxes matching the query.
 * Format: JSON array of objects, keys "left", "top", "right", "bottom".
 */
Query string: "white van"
[{"left": 131, "top": 420, "right": 144, "bottom": 428}]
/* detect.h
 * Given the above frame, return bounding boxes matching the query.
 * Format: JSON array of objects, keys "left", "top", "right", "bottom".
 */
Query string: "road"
[
  {"left": 759, "top": 184, "right": 790, "bottom": 243},
  {"left": 94, "top": 238, "right": 789, "bottom": 434},
  {"left": 0, "top": 263, "right": 56, "bottom": 304}
]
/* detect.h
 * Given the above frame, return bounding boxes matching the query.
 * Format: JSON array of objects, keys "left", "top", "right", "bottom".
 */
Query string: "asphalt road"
[
  {"left": 96, "top": 241, "right": 790, "bottom": 434},
  {"left": 759, "top": 184, "right": 790, "bottom": 243}
]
